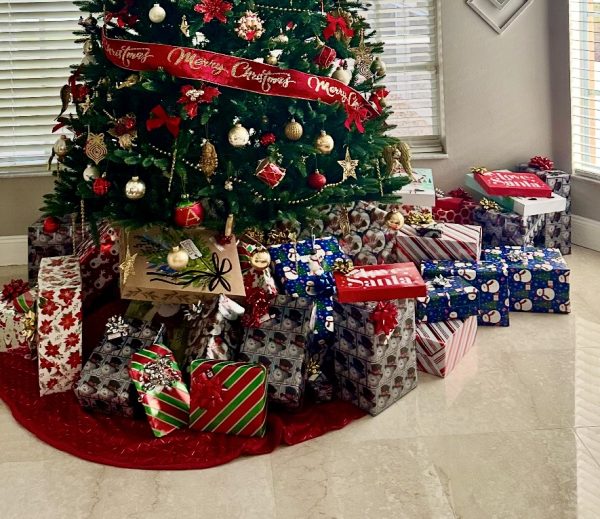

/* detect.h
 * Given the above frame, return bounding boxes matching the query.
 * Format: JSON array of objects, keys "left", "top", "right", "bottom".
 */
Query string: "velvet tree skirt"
[{"left": 0, "top": 299, "right": 365, "bottom": 470}]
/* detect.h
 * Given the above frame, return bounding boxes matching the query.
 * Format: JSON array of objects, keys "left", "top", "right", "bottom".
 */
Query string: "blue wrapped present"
[
  {"left": 421, "top": 260, "right": 510, "bottom": 327},
  {"left": 416, "top": 276, "right": 479, "bottom": 324},
  {"left": 483, "top": 246, "right": 571, "bottom": 313}
]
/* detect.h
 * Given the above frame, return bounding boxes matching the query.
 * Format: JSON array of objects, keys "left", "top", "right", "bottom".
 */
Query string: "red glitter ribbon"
[{"left": 370, "top": 301, "right": 399, "bottom": 336}]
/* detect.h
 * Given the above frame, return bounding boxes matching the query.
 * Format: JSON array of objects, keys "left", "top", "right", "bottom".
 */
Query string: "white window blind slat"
[
  {"left": 570, "top": 0, "right": 600, "bottom": 179},
  {"left": 366, "top": 0, "right": 443, "bottom": 153}
]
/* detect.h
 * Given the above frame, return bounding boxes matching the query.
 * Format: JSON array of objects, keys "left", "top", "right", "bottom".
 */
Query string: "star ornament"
[
  {"left": 338, "top": 148, "right": 359, "bottom": 180},
  {"left": 351, "top": 29, "right": 374, "bottom": 79},
  {"left": 119, "top": 244, "right": 138, "bottom": 286},
  {"left": 194, "top": 0, "right": 232, "bottom": 23}
]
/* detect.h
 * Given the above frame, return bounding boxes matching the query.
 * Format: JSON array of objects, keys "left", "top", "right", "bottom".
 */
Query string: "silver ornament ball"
[
  {"left": 125, "top": 176, "right": 146, "bottom": 200},
  {"left": 149, "top": 3, "right": 166, "bottom": 23},
  {"left": 53, "top": 136, "right": 71, "bottom": 158},
  {"left": 332, "top": 66, "right": 352, "bottom": 85},
  {"left": 83, "top": 164, "right": 100, "bottom": 181},
  {"left": 167, "top": 246, "right": 189, "bottom": 271},
  {"left": 228, "top": 123, "right": 250, "bottom": 147}
]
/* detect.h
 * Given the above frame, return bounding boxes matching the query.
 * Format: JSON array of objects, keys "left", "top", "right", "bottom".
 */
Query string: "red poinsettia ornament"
[
  {"left": 194, "top": 0, "right": 232, "bottom": 23},
  {"left": 173, "top": 197, "right": 205, "bottom": 227},
  {"left": 177, "top": 85, "right": 221, "bottom": 119},
  {"left": 259, "top": 133, "right": 276, "bottom": 147}
]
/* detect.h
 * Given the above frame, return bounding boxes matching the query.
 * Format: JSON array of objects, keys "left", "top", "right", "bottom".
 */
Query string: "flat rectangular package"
[
  {"left": 483, "top": 246, "right": 571, "bottom": 313},
  {"left": 387, "top": 168, "right": 436, "bottom": 208},
  {"left": 393, "top": 223, "right": 482, "bottom": 265},
  {"left": 334, "top": 298, "right": 417, "bottom": 416},
  {"left": 416, "top": 276, "right": 479, "bottom": 324},
  {"left": 473, "top": 206, "right": 546, "bottom": 247},
  {"left": 421, "top": 260, "right": 510, "bottom": 327}
]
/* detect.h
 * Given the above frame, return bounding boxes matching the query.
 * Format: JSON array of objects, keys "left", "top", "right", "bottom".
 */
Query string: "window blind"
[
  {"left": 570, "top": 0, "right": 600, "bottom": 179},
  {"left": 366, "top": 0, "right": 444, "bottom": 154},
  {"left": 0, "top": 0, "right": 81, "bottom": 173}
]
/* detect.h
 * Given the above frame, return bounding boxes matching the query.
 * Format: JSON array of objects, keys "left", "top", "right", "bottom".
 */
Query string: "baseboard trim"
[
  {"left": 572, "top": 215, "right": 600, "bottom": 252},
  {"left": 0, "top": 235, "right": 27, "bottom": 266}
]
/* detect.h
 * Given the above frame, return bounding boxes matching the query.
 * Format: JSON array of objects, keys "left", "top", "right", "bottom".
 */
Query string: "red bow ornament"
[
  {"left": 323, "top": 12, "right": 354, "bottom": 41},
  {"left": 146, "top": 105, "right": 181, "bottom": 137},
  {"left": 370, "top": 88, "right": 389, "bottom": 111},
  {"left": 344, "top": 104, "right": 369, "bottom": 133},
  {"left": 370, "top": 301, "right": 399, "bottom": 336},
  {"left": 105, "top": 0, "right": 138, "bottom": 28}
]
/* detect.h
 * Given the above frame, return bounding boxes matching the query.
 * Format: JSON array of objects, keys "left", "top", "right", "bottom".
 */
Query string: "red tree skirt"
[{"left": 0, "top": 301, "right": 365, "bottom": 470}]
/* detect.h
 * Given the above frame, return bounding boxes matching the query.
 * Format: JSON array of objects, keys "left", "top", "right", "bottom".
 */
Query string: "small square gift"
[
  {"left": 433, "top": 189, "right": 478, "bottom": 225},
  {"left": 36, "top": 256, "right": 83, "bottom": 396},
  {"left": 183, "top": 295, "right": 246, "bottom": 366},
  {"left": 130, "top": 344, "right": 191, "bottom": 437},
  {"left": 332, "top": 263, "right": 426, "bottom": 416},
  {"left": 473, "top": 204, "right": 545, "bottom": 247},
  {"left": 416, "top": 276, "right": 479, "bottom": 324},
  {"left": 74, "top": 317, "right": 165, "bottom": 417},
  {"left": 393, "top": 223, "right": 482, "bottom": 265},
  {"left": 189, "top": 359, "right": 268, "bottom": 437},
  {"left": 421, "top": 260, "right": 510, "bottom": 327},
  {"left": 483, "top": 246, "right": 571, "bottom": 313},
  {"left": 0, "top": 282, "right": 37, "bottom": 355},
  {"left": 416, "top": 316, "right": 478, "bottom": 378},
  {"left": 238, "top": 295, "right": 311, "bottom": 408}
]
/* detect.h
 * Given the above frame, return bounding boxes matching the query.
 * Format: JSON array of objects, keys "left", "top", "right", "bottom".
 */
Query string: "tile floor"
[{"left": 0, "top": 247, "right": 599, "bottom": 519}]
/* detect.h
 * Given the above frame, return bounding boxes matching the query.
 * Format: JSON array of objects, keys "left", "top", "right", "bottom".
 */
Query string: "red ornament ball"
[
  {"left": 42, "top": 216, "right": 60, "bottom": 234},
  {"left": 92, "top": 177, "right": 111, "bottom": 196},
  {"left": 307, "top": 170, "right": 327, "bottom": 190},
  {"left": 173, "top": 199, "right": 205, "bottom": 228},
  {"left": 259, "top": 132, "right": 276, "bottom": 147}
]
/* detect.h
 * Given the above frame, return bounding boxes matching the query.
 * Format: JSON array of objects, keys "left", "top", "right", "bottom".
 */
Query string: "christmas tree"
[{"left": 43, "top": 0, "right": 411, "bottom": 235}]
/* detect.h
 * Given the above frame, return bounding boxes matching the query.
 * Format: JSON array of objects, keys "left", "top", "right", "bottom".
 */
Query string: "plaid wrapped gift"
[
  {"left": 416, "top": 316, "right": 478, "bottom": 378},
  {"left": 36, "top": 256, "right": 83, "bottom": 396},
  {"left": 421, "top": 260, "right": 510, "bottom": 326},
  {"left": 189, "top": 359, "right": 268, "bottom": 437},
  {"left": 74, "top": 317, "right": 165, "bottom": 417},
  {"left": 483, "top": 246, "right": 571, "bottom": 313},
  {"left": 416, "top": 276, "right": 479, "bottom": 324},
  {"left": 473, "top": 206, "right": 545, "bottom": 247},
  {"left": 334, "top": 298, "right": 418, "bottom": 416}
]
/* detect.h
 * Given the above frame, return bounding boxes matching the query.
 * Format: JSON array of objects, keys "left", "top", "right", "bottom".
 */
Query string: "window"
[
  {"left": 0, "top": 0, "right": 81, "bottom": 175},
  {"left": 570, "top": 0, "right": 600, "bottom": 179},
  {"left": 366, "top": 0, "right": 444, "bottom": 155}
]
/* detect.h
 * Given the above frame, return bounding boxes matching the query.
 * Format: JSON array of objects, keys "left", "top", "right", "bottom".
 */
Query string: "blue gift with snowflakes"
[
  {"left": 483, "top": 246, "right": 571, "bottom": 314},
  {"left": 415, "top": 276, "right": 479, "bottom": 324},
  {"left": 421, "top": 260, "right": 510, "bottom": 327}
]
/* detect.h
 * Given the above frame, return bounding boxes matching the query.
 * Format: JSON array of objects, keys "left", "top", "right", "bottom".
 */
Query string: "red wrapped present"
[
  {"left": 474, "top": 170, "right": 553, "bottom": 198},
  {"left": 433, "top": 200, "right": 478, "bottom": 225}
]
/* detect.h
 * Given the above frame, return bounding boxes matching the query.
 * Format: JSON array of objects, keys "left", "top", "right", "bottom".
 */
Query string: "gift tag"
[{"left": 180, "top": 239, "right": 202, "bottom": 259}]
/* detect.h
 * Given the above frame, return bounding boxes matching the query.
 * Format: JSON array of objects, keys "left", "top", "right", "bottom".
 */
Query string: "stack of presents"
[{"left": 0, "top": 158, "right": 572, "bottom": 438}]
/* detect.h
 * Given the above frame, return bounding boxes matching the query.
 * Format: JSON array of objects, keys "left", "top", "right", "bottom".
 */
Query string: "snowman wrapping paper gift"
[
  {"left": 483, "top": 246, "right": 571, "bottom": 313},
  {"left": 415, "top": 276, "right": 479, "bottom": 324}
]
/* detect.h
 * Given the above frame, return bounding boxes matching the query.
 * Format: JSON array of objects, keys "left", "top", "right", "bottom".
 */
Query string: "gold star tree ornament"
[
  {"left": 338, "top": 148, "right": 359, "bottom": 180},
  {"left": 119, "top": 233, "right": 138, "bottom": 285}
]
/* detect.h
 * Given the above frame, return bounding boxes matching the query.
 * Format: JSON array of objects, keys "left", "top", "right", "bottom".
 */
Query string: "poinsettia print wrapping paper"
[{"left": 37, "top": 256, "right": 83, "bottom": 396}]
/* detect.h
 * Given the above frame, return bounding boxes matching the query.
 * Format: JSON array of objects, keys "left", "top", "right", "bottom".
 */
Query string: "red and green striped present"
[
  {"left": 129, "top": 344, "right": 191, "bottom": 438},
  {"left": 189, "top": 360, "right": 268, "bottom": 437}
]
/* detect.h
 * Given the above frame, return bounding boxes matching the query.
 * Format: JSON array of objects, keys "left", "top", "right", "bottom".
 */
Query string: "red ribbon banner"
[{"left": 101, "top": 32, "right": 380, "bottom": 125}]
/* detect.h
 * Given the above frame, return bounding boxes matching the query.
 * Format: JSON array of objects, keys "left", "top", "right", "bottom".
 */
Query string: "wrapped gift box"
[
  {"left": 189, "top": 359, "right": 268, "bottom": 437},
  {"left": 0, "top": 291, "right": 36, "bottom": 355},
  {"left": 238, "top": 295, "right": 311, "bottom": 408},
  {"left": 393, "top": 224, "right": 482, "bottom": 265},
  {"left": 473, "top": 206, "right": 545, "bottom": 247},
  {"left": 130, "top": 343, "right": 191, "bottom": 438},
  {"left": 74, "top": 318, "right": 165, "bottom": 417},
  {"left": 483, "top": 246, "right": 571, "bottom": 313},
  {"left": 421, "top": 260, "right": 510, "bottom": 326},
  {"left": 334, "top": 298, "right": 417, "bottom": 416},
  {"left": 542, "top": 214, "right": 571, "bottom": 256},
  {"left": 120, "top": 228, "right": 245, "bottom": 304},
  {"left": 183, "top": 295, "right": 245, "bottom": 367},
  {"left": 416, "top": 316, "right": 478, "bottom": 378},
  {"left": 416, "top": 276, "right": 479, "bottom": 323},
  {"left": 37, "top": 256, "right": 83, "bottom": 395},
  {"left": 387, "top": 168, "right": 436, "bottom": 208},
  {"left": 433, "top": 199, "right": 478, "bottom": 225},
  {"left": 473, "top": 170, "right": 553, "bottom": 198}
]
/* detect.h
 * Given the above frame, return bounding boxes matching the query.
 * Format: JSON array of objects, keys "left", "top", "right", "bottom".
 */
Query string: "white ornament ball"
[
  {"left": 167, "top": 246, "right": 189, "bottom": 271},
  {"left": 228, "top": 123, "right": 250, "bottom": 147},
  {"left": 314, "top": 130, "right": 334, "bottom": 155},
  {"left": 53, "top": 136, "right": 71, "bottom": 158},
  {"left": 125, "top": 176, "right": 146, "bottom": 200},
  {"left": 149, "top": 3, "right": 166, "bottom": 23},
  {"left": 332, "top": 66, "right": 352, "bottom": 85},
  {"left": 83, "top": 164, "right": 100, "bottom": 181},
  {"left": 371, "top": 57, "right": 387, "bottom": 77}
]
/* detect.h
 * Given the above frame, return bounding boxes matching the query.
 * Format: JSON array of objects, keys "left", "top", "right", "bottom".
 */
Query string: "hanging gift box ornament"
[
  {"left": 228, "top": 122, "right": 250, "bottom": 147},
  {"left": 255, "top": 159, "right": 286, "bottom": 188},
  {"left": 82, "top": 163, "right": 100, "bottom": 181},
  {"left": 173, "top": 197, "right": 204, "bottom": 227},
  {"left": 314, "top": 44, "right": 336, "bottom": 68},
  {"left": 84, "top": 133, "right": 108, "bottom": 164},
  {"left": 124, "top": 176, "right": 146, "bottom": 200},
  {"left": 236, "top": 11, "right": 264, "bottom": 41},
  {"left": 284, "top": 118, "right": 303, "bottom": 141}
]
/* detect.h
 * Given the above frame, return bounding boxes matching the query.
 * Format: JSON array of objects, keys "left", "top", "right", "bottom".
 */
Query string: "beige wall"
[{"left": 0, "top": 0, "right": 596, "bottom": 237}]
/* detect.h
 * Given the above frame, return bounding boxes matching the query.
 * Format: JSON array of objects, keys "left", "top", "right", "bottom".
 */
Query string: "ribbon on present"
[
  {"left": 405, "top": 210, "right": 434, "bottom": 226},
  {"left": 192, "top": 363, "right": 227, "bottom": 410},
  {"left": 528, "top": 155, "right": 554, "bottom": 171},
  {"left": 506, "top": 250, "right": 530, "bottom": 264},
  {"left": 129, "top": 344, "right": 190, "bottom": 438},
  {"left": 11, "top": 288, "right": 37, "bottom": 345},
  {"left": 370, "top": 301, "right": 399, "bottom": 336},
  {"left": 470, "top": 166, "right": 489, "bottom": 175},
  {"left": 333, "top": 258, "right": 355, "bottom": 275},
  {"left": 105, "top": 315, "right": 130, "bottom": 340},
  {"left": 447, "top": 188, "right": 473, "bottom": 201},
  {"left": 241, "top": 288, "right": 272, "bottom": 327},
  {"left": 480, "top": 198, "right": 501, "bottom": 212},
  {"left": 432, "top": 275, "right": 452, "bottom": 288},
  {"left": 2, "top": 279, "right": 30, "bottom": 303},
  {"left": 146, "top": 105, "right": 181, "bottom": 137}
]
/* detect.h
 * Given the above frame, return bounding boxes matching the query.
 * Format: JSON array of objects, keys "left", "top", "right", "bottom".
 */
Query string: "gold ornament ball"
[
  {"left": 264, "top": 53, "right": 278, "bottom": 65},
  {"left": 83, "top": 163, "right": 100, "bottom": 181},
  {"left": 332, "top": 66, "right": 352, "bottom": 85},
  {"left": 167, "top": 246, "right": 189, "bottom": 271},
  {"left": 384, "top": 210, "right": 405, "bottom": 231},
  {"left": 250, "top": 248, "right": 271, "bottom": 270},
  {"left": 228, "top": 123, "right": 250, "bottom": 147},
  {"left": 371, "top": 57, "right": 387, "bottom": 77},
  {"left": 124, "top": 176, "right": 146, "bottom": 200},
  {"left": 284, "top": 119, "right": 303, "bottom": 141},
  {"left": 83, "top": 40, "right": 94, "bottom": 55},
  {"left": 53, "top": 136, "right": 71, "bottom": 158},
  {"left": 314, "top": 130, "right": 334, "bottom": 155}
]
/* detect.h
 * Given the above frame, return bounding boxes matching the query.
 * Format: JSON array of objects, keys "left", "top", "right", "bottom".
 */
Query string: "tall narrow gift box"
[
  {"left": 189, "top": 359, "right": 268, "bottom": 437},
  {"left": 333, "top": 263, "right": 426, "bottom": 416},
  {"left": 393, "top": 224, "right": 482, "bottom": 265},
  {"left": 36, "top": 256, "right": 82, "bottom": 395},
  {"left": 483, "top": 246, "right": 571, "bottom": 313},
  {"left": 416, "top": 276, "right": 479, "bottom": 323},
  {"left": 416, "top": 316, "right": 478, "bottom": 378},
  {"left": 421, "top": 260, "right": 510, "bottom": 326},
  {"left": 473, "top": 206, "right": 545, "bottom": 247}
]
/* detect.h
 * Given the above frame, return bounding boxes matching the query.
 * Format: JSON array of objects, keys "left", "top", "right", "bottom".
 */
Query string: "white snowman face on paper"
[
  {"left": 481, "top": 280, "right": 500, "bottom": 294},
  {"left": 282, "top": 266, "right": 298, "bottom": 281},
  {"left": 514, "top": 298, "right": 533, "bottom": 311},
  {"left": 514, "top": 269, "right": 532, "bottom": 283},
  {"left": 536, "top": 287, "right": 555, "bottom": 301},
  {"left": 449, "top": 311, "right": 458, "bottom": 319},
  {"left": 481, "top": 310, "right": 501, "bottom": 324},
  {"left": 559, "top": 272, "right": 570, "bottom": 283},
  {"left": 559, "top": 302, "right": 571, "bottom": 312},
  {"left": 457, "top": 268, "right": 477, "bottom": 281},
  {"left": 466, "top": 289, "right": 478, "bottom": 301}
]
